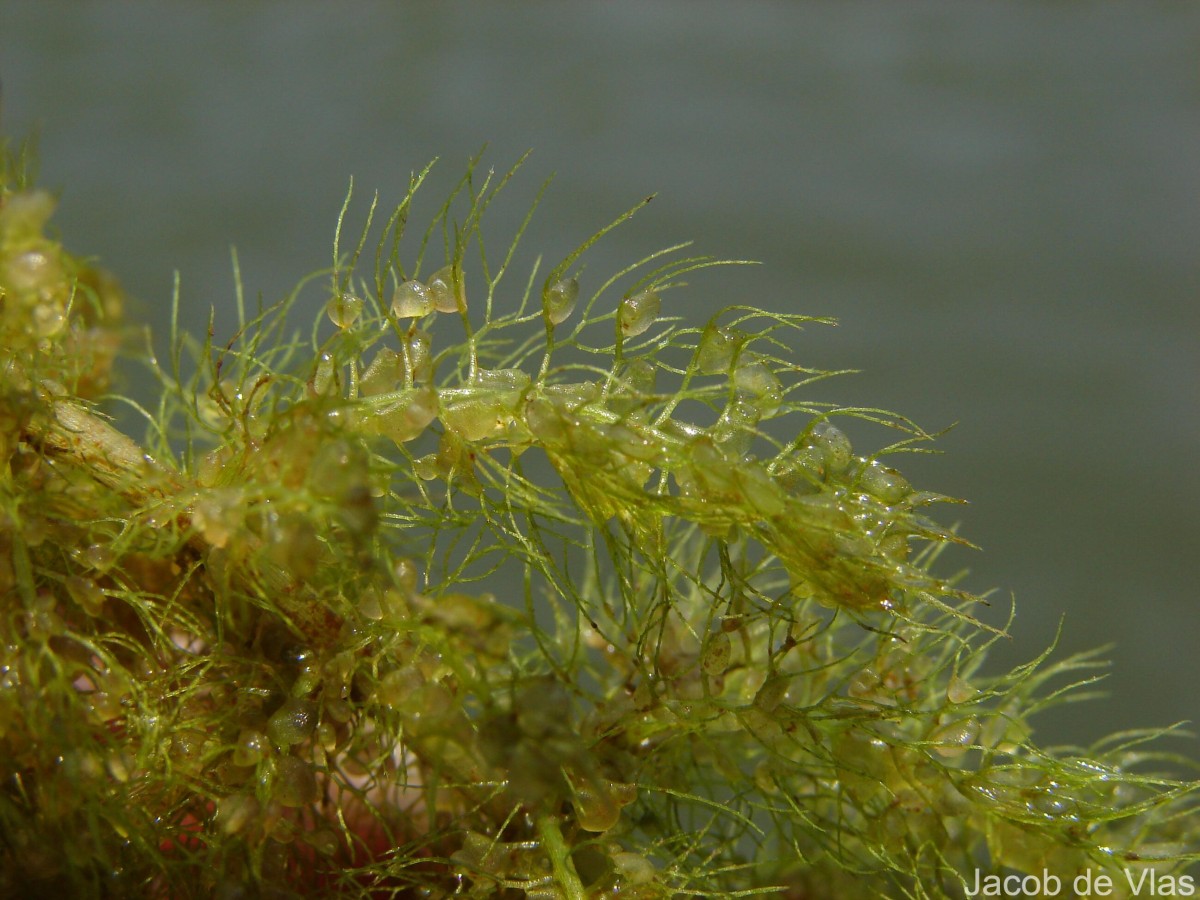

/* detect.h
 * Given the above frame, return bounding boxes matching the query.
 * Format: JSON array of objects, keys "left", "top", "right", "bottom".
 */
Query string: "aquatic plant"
[{"left": 1, "top": 139, "right": 1198, "bottom": 898}]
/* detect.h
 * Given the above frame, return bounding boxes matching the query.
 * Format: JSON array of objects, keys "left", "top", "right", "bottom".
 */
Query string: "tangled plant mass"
[{"left": 1, "top": 142, "right": 1198, "bottom": 898}]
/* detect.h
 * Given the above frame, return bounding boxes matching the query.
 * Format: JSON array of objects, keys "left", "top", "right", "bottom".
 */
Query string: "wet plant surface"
[{"left": 1, "top": 142, "right": 1198, "bottom": 898}]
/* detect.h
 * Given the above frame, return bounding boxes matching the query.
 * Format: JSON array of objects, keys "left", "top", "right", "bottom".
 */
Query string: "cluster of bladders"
[{"left": 306, "top": 267, "right": 947, "bottom": 617}]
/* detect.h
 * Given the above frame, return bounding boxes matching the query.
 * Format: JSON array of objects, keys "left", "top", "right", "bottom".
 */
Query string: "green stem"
[{"left": 536, "top": 813, "right": 586, "bottom": 900}]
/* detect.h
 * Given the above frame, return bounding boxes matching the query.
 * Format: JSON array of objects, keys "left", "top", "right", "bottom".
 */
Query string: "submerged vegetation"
[{"left": 1, "top": 138, "right": 1198, "bottom": 898}]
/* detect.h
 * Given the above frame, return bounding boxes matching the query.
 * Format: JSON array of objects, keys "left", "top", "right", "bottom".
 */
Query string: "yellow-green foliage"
[{"left": 1, "top": 143, "right": 1198, "bottom": 898}]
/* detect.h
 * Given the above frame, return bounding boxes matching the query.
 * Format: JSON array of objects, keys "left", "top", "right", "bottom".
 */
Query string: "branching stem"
[{"left": 536, "top": 813, "right": 586, "bottom": 900}]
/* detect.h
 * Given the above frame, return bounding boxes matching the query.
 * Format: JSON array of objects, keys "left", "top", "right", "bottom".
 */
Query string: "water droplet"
[
  {"left": 543, "top": 276, "right": 579, "bottom": 326},
  {"left": 325, "top": 291, "right": 364, "bottom": 328},
  {"left": 618, "top": 288, "right": 660, "bottom": 337},
  {"left": 391, "top": 279, "right": 433, "bottom": 318}
]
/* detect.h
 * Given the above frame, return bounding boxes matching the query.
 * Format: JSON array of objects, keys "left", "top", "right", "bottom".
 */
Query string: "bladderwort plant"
[{"left": 1, "top": 137, "right": 1199, "bottom": 899}]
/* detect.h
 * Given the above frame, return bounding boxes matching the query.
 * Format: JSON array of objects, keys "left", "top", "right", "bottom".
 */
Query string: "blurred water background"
[{"left": 2, "top": 2, "right": 1197, "bottom": 749}]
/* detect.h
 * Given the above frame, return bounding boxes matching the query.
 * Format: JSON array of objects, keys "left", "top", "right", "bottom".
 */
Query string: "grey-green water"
[{"left": 3, "top": 3, "right": 1197, "bottom": 748}]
